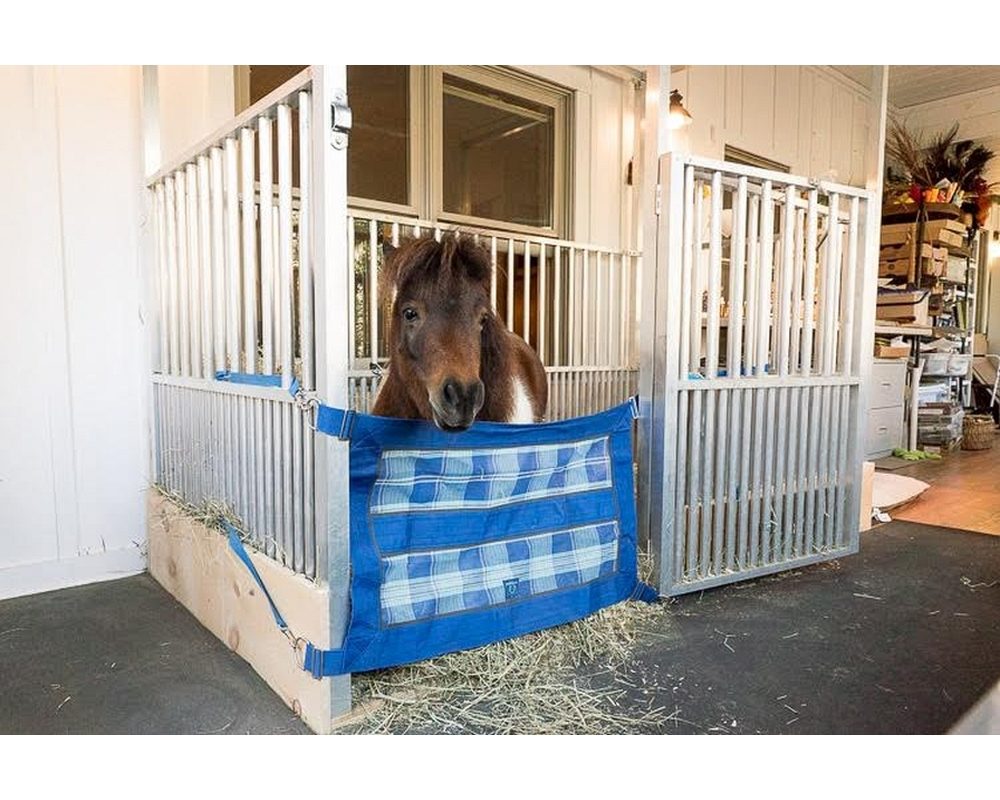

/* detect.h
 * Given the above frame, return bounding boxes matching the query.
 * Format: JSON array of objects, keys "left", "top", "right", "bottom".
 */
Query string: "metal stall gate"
[
  {"left": 643, "top": 154, "right": 878, "bottom": 595},
  {"left": 148, "top": 69, "right": 342, "bottom": 581}
]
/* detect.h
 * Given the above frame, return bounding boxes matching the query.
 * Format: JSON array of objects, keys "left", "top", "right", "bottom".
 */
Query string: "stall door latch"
[{"left": 331, "top": 91, "right": 353, "bottom": 150}]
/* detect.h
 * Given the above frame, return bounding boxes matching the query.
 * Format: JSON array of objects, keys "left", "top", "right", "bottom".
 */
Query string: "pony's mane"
[{"left": 380, "top": 233, "right": 493, "bottom": 301}]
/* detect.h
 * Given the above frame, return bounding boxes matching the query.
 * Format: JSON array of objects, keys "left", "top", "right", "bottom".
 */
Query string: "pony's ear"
[{"left": 382, "top": 241, "right": 397, "bottom": 262}]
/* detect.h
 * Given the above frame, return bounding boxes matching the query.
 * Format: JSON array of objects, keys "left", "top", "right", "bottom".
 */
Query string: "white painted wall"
[
  {"left": 903, "top": 86, "right": 1000, "bottom": 352},
  {"left": 519, "top": 66, "right": 637, "bottom": 249},
  {"left": 153, "top": 66, "right": 235, "bottom": 174},
  {"left": 0, "top": 66, "right": 148, "bottom": 599},
  {"left": 672, "top": 65, "right": 872, "bottom": 186}
]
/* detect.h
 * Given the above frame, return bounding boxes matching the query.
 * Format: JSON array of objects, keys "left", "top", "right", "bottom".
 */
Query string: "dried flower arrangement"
[{"left": 885, "top": 120, "right": 996, "bottom": 227}]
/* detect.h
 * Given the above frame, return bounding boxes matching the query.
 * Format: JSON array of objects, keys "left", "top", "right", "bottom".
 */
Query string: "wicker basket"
[{"left": 962, "top": 415, "right": 996, "bottom": 451}]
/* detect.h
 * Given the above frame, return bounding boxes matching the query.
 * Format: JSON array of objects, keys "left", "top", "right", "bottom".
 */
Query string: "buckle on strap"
[
  {"left": 303, "top": 642, "right": 325, "bottom": 679},
  {"left": 338, "top": 409, "right": 356, "bottom": 441},
  {"left": 289, "top": 378, "right": 320, "bottom": 431}
]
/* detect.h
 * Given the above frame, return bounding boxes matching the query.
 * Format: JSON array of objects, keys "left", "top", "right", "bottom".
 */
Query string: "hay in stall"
[
  {"left": 342, "top": 550, "right": 672, "bottom": 735},
  {"left": 156, "top": 485, "right": 673, "bottom": 734}
]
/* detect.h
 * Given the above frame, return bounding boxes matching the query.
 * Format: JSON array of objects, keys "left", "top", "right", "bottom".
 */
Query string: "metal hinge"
[
  {"left": 331, "top": 91, "right": 352, "bottom": 150},
  {"left": 654, "top": 184, "right": 662, "bottom": 215}
]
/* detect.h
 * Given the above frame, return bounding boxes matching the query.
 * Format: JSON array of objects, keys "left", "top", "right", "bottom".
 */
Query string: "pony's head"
[{"left": 381, "top": 233, "right": 498, "bottom": 431}]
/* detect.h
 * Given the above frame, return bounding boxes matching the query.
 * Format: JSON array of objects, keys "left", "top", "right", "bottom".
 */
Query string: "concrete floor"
[{"left": 1, "top": 520, "right": 997, "bottom": 734}]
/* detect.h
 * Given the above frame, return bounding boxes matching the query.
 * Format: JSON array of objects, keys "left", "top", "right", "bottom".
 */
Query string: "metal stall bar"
[
  {"left": 209, "top": 148, "right": 226, "bottom": 372},
  {"left": 154, "top": 183, "right": 169, "bottom": 373},
  {"left": 185, "top": 163, "right": 202, "bottom": 379},
  {"left": 277, "top": 103, "right": 294, "bottom": 385},
  {"left": 224, "top": 137, "right": 241, "bottom": 371},
  {"left": 240, "top": 127, "right": 257, "bottom": 373},
  {"left": 175, "top": 169, "right": 190, "bottom": 376},
  {"left": 196, "top": 156, "right": 212, "bottom": 376},
  {"left": 299, "top": 91, "right": 316, "bottom": 578},
  {"left": 259, "top": 116, "right": 275, "bottom": 375},
  {"left": 310, "top": 65, "right": 353, "bottom": 716}
]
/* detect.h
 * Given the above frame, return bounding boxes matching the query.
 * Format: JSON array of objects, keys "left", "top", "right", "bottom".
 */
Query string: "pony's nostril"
[{"left": 442, "top": 380, "right": 461, "bottom": 410}]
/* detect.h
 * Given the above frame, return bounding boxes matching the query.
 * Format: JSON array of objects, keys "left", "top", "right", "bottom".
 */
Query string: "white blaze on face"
[{"left": 507, "top": 376, "right": 535, "bottom": 424}]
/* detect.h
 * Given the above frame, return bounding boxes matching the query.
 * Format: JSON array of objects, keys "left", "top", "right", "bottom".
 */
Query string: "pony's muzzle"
[{"left": 432, "top": 378, "right": 485, "bottom": 431}]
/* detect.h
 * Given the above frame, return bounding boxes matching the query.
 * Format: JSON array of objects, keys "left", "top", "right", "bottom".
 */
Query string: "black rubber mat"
[
  {"left": 1, "top": 521, "right": 996, "bottom": 734},
  {"left": 620, "top": 521, "right": 1000, "bottom": 733},
  {"left": 0, "top": 574, "right": 308, "bottom": 734}
]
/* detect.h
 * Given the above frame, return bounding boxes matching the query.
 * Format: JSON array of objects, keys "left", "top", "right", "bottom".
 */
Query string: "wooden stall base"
[{"left": 147, "top": 489, "right": 344, "bottom": 734}]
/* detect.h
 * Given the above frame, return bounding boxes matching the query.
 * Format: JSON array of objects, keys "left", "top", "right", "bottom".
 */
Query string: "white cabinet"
[{"left": 866, "top": 359, "right": 907, "bottom": 458}]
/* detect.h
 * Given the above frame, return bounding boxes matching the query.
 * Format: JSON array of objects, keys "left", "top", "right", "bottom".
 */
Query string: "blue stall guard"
[{"left": 219, "top": 373, "right": 656, "bottom": 676}]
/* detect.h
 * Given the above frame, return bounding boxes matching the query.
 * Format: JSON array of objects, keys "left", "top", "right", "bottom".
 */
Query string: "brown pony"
[{"left": 372, "top": 233, "right": 547, "bottom": 431}]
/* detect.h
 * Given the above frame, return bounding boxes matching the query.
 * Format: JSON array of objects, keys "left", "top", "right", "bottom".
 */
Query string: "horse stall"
[
  {"left": 144, "top": 65, "right": 641, "bottom": 731},
  {"left": 144, "top": 64, "right": 887, "bottom": 732}
]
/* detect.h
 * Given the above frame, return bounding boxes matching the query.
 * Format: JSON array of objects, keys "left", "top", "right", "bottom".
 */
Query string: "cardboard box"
[
  {"left": 879, "top": 260, "right": 911, "bottom": 278},
  {"left": 880, "top": 221, "right": 967, "bottom": 249},
  {"left": 974, "top": 333, "right": 988, "bottom": 357},
  {"left": 876, "top": 290, "right": 930, "bottom": 325},
  {"left": 860, "top": 461, "right": 875, "bottom": 532},
  {"left": 874, "top": 344, "right": 910, "bottom": 359}
]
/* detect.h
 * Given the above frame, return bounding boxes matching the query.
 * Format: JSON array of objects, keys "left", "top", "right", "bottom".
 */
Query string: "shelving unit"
[{"left": 874, "top": 201, "right": 982, "bottom": 453}]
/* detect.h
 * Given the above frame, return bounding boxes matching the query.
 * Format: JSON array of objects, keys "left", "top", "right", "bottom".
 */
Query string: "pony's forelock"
[{"left": 380, "top": 233, "right": 492, "bottom": 303}]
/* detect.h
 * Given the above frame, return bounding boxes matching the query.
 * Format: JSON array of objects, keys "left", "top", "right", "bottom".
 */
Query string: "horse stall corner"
[
  {"left": 144, "top": 64, "right": 885, "bottom": 732},
  {"left": 145, "top": 65, "right": 645, "bottom": 730}
]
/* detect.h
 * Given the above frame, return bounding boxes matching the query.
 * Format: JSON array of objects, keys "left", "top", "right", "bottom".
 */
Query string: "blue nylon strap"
[
  {"left": 215, "top": 371, "right": 284, "bottom": 388},
  {"left": 225, "top": 523, "right": 342, "bottom": 677},
  {"left": 315, "top": 405, "right": 356, "bottom": 440},
  {"left": 302, "top": 643, "right": 346, "bottom": 679},
  {"left": 215, "top": 371, "right": 355, "bottom": 441},
  {"left": 225, "top": 524, "right": 288, "bottom": 630},
  {"left": 632, "top": 581, "right": 660, "bottom": 603}
]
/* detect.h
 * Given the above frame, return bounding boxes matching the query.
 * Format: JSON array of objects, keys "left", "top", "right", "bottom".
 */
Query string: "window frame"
[
  {"left": 429, "top": 65, "right": 571, "bottom": 238},
  {"left": 345, "top": 66, "right": 425, "bottom": 218},
  {"left": 238, "top": 65, "right": 574, "bottom": 237}
]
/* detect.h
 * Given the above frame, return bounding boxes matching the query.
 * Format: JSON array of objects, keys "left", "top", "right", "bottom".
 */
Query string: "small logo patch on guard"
[{"left": 503, "top": 578, "right": 520, "bottom": 599}]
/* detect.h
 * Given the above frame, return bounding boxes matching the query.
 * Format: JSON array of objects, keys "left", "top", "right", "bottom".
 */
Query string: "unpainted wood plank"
[{"left": 147, "top": 490, "right": 335, "bottom": 734}]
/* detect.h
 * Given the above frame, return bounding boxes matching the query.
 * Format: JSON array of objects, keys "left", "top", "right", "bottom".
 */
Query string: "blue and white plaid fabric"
[
  {"left": 284, "top": 397, "right": 649, "bottom": 675},
  {"left": 371, "top": 436, "right": 612, "bottom": 514},
  {"left": 380, "top": 521, "right": 619, "bottom": 626}
]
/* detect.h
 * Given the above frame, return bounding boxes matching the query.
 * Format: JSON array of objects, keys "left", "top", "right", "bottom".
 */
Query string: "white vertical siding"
[
  {"left": 518, "top": 65, "right": 634, "bottom": 249},
  {"left": 0, "top": 66, "right": 148, "bottom": 599},
  {"left": 154, "top": 66, "right": 235, "bottom": 174},
  {"left": 673, "top": 65, "right": 872, "bottom": 185}
]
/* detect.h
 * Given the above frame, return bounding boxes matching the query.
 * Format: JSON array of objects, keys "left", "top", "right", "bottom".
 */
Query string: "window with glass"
[
  {"left": 441, "top": 74, "right": 556, "bottom": 229},
  {"left": 238, "top": 65, "right": 570, "bottom": 235},
  {"left": 347, "top": 66, "right": 410, "bottom": 207}
]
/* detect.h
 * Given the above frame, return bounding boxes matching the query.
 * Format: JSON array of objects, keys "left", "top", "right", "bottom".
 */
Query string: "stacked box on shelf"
[
  {"left": 879, "top": 218, "right": 967, "bottom": 283},
  {"left": 876, "top": 289, "right": 931, "bottom": 325},
  {"left": 880, "top": 219, "right": 967, "bottom": 249},
  {"left": 879, "top": 242, "right": 947, "bottom": 279},
  {"left": 917, "top": 400, "right": 964, "bottom": 448}
]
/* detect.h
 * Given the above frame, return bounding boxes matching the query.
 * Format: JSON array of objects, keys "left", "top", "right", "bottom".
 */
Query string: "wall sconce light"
[{"left": 669, "top": 89, "right": 693, "bottom": 130}]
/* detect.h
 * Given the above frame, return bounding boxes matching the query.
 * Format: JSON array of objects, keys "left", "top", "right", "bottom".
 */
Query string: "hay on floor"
[
  {"left": 340, "top": 554, "right": 672, "bottom": 735},
  {"left": 157, "top": 484, "right": 674, "bottom": 734}
]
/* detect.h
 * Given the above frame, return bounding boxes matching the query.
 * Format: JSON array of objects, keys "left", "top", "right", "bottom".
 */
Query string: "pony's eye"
[{"left": 402, "top": 307, "right": 419, "bottom": 322}]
